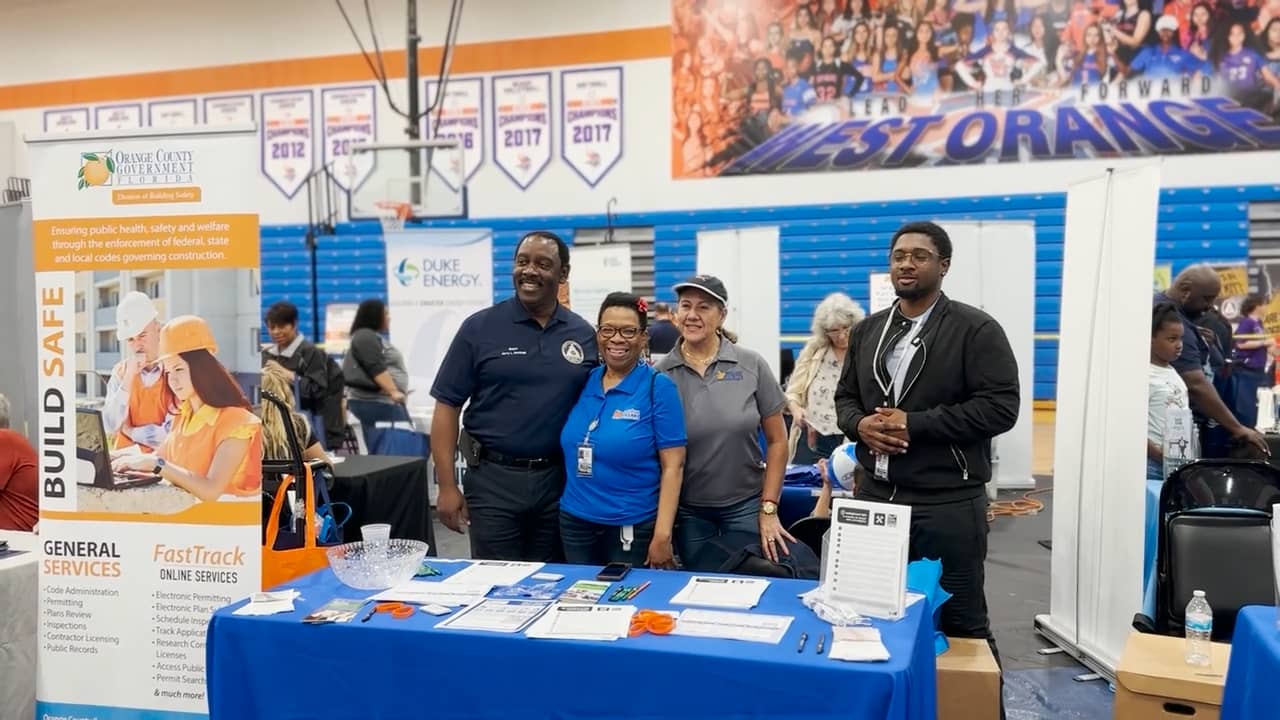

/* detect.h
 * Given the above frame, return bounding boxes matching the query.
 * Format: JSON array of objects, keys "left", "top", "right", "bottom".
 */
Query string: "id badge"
[
  {"left": 874, "top": 452, "right": 889, "bottom": 481},
  {"left": 576, "top": 443, "right": 594, "bottom": 477}
]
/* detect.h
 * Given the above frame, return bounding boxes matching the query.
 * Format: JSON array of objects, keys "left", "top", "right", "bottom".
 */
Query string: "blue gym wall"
[{"left": 259, "top": 183, "right": 1280, "bottom": 403}]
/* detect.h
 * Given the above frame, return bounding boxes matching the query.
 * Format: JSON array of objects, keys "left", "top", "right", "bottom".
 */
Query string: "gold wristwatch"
[{"left": 760, "top": 500, "right": 778, "bottom": 516}]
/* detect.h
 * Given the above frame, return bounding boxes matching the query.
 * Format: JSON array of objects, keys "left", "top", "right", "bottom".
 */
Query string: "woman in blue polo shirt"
[{"left": 559, "top": 293, "right": 688, "bottom": 568}]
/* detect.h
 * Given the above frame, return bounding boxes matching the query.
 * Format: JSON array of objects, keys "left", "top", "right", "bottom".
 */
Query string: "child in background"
[{"left": 1149, "top": 302, "right": 1192, "bottom": 481}]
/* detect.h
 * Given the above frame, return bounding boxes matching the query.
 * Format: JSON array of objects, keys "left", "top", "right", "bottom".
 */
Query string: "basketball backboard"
[{"left": 347, "top": 140, "right": 468, "bottom": 224}]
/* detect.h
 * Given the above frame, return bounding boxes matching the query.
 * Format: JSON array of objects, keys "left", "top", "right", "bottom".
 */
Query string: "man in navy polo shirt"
[
  {"left": 430, "top": 231, "right": 598, "bottom": 561},
  {"left": 1155, "top": 264, "right": 1267, "bottom": 458}
]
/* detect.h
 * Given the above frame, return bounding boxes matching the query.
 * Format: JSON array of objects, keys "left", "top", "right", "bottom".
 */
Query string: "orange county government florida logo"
[{"left": 77, "top": 151, "right": 114, "bottom": 189}]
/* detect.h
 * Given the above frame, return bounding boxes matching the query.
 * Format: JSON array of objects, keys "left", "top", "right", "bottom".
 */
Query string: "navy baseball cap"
[{"left": 673, "top": 274, "right": 728, "bottom": 305}]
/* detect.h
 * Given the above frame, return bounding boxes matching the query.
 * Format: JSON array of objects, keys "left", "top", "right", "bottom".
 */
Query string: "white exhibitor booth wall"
[
  {"left": 696, "top": 226, "right": 782, "bottom": 381},
  {"left": 1035, "top": 165, "right": 1160, "bottom": 677}
]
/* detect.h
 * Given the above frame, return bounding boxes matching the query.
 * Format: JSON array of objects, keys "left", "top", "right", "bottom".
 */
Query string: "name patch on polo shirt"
[
  {"left": 715, "top": 369, "right": 744, "bottom": 381},
  {"left": 561, "top": 340, "right": 585, "bottom": 364},
  {"left": 500, "top": 347, "right": 528, "bottom": 356},
  {"left": 611, "top": 408, "right": 641, "bottom": 421}
]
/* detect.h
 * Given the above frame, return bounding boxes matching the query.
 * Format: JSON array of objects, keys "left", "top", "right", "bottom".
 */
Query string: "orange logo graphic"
[{"left": 77, "top": 152, "right": 114, "bottom": 189}]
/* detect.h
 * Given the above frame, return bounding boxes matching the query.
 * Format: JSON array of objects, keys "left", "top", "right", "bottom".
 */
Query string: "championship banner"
[
  {"left": 567, "top": 244, "right": 632, "bottom": 326},
  {"left": 320, "top": 85, "right": 377, "bottom": 191},
  {"left": 493, "top": 72, "right": 553, "bottom": 189},
  {"left": 260, "top": 90, "right": 316, "bottom": 198},
  {"left": 148, "top": 99, "right": 198, "bottom": 129},
  {"left": 45, "top": 108, "right": 90, "bottom": 134},
  {"left": 95, "top": 104, "right": 144, "bottom": 131},
  {"left": 203, "top": 96, "right": 254, "bottom": 127},
  {"left": 28, "top": 125, "right": 263, "bottom": 720},
  {"left": 561, "top": 67, "right": 623, "bottom": 187},
  {"left": 424, "top": 77, "right": 485, "bottom": 191},
  {"left": 385, "top": 229, "right": 493, "bottom": 411},
  {"left": 670, "top": 0, "right": 1280, "bottom": 177}
]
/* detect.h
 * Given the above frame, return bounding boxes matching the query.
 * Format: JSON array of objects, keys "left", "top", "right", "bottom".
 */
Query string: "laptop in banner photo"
[{"left": 75, "top": 408, "right": 162, "bottom": 491}]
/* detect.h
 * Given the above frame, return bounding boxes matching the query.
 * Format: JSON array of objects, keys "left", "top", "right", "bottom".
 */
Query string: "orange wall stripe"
[{"left": 0, "top": 26, "right": 670, "bottom": 112}]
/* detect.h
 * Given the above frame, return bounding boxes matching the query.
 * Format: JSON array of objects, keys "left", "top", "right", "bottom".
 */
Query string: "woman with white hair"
[{"left": 785, "top": 292, "right": 865, "bottom": 464}]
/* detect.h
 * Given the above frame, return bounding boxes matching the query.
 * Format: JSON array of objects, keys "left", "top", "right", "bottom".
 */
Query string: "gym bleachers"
[{"left": 256, "top": 184, "right": 1279, "bottom": 403}]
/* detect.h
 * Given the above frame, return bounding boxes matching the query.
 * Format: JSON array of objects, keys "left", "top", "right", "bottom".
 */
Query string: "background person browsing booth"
[
  {"left": 559, "top": 293, "right": 687, "bottom": 568},
  {"left": 343, "top": 298, "right": 411, "bottom": 432},
  {"left": 431, "top": 231, "right": 597, "bottom": 562},
  {"left": 834, "top": 222, "right": 1020, "bottom": 683},
  {"left": 655, "top": 275, "right": 792, "bottom": 565},
  {"left": 262, "top": 301, "right": 347, "bottom": 450}
]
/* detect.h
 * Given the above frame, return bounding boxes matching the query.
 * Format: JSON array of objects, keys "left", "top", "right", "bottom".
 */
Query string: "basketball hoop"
[{"left": 373, "top": 200, "right": 413, "bottom": 233}]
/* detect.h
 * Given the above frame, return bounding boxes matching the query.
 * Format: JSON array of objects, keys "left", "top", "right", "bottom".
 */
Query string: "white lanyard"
[{"left": 872, "top": 301, "right": 929, "bottom": 406}]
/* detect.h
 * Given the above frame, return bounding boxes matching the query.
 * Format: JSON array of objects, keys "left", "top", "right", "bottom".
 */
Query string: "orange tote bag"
[{"left": 262, "top": 465, "right": 330, "bottom": 589}]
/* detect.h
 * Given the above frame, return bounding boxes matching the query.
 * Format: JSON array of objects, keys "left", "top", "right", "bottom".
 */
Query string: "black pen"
[
  {"left": 360, "top": 606, "right": 377, "bottom": 623},
  {"left": 816, "top": 633, "right": 826, "bottom": 655},
  {"left": 797, "top": 632, "right": 808, "bottom": 653}
]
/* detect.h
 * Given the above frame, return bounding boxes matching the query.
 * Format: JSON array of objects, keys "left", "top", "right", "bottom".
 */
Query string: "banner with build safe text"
[
  {"left": 671, "top": 0, "right": 1280, "bottom": 177},
  {"left": 28, "top": 125, "right": 262, "bottom": 720},
  {"left": 385, "top": 229, "right": 494, "bottom": 412}
]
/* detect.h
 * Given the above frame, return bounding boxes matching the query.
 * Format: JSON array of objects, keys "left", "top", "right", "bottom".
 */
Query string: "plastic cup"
[{"left": 361, "top": 523, "right": 392, "bottom": 546}]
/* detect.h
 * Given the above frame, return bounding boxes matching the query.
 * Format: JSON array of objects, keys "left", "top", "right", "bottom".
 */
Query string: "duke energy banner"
[
  {"left": 28, "top": 125, "right": 263, "bottom": 719},
  {"left": 385, "top": 229, "right": 494, "bottom": 412},
  {"left": 671, "top": 0, "right": 1280, "bottom": 177}
]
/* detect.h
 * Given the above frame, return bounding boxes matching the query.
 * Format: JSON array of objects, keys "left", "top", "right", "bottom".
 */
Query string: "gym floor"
[{"left": 432, "top": 412, "right": 1117, "bottom": 716}]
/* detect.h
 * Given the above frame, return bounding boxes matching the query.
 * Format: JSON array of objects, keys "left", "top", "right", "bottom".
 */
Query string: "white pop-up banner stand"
[
  {"left": 1035, "top": 165, "right": 1160, "bottom": 676},
  {"left": 383, "top": 229, "right": 494, "bottom": 417},
  {"left": 696, "top": 226, "right": 782, "bottom": 380},
  {"left": 568, "top": 244, "right": 632, "bottom": 326},
  {"left": 27, "top": 125, "right": 263, "bottom": 718}
]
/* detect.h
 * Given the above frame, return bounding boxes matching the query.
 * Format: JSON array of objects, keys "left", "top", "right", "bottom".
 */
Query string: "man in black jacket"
[{"left": 835, "top": 222, "right": 1019, "bottom": 667}]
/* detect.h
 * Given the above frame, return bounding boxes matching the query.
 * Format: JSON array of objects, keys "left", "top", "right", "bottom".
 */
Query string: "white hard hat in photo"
[{"left": 116, "top": 291, "right": 158, "bottom": 341}]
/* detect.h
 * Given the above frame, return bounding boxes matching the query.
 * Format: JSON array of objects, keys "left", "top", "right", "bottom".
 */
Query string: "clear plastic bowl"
[{"left": 325, "top": 539, "right": 430, "bottom": 590}]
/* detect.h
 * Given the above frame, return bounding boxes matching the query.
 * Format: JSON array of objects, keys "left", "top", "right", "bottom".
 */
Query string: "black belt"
[{"left": 478, "top": 448, "right": 560, "bottom": 470}]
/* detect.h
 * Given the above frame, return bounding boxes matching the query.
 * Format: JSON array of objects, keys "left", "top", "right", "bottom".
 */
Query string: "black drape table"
[{"left": 328, "top": 455, "right": 437, "bottom": 555}]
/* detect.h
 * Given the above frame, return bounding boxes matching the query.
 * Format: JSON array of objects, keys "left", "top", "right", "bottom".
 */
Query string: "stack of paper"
[
  {"left": 671, "top": 608, "right": 794, "bottom": 644},
  {"left": 525, "top": 603, "right": 636, "bottom": 641},
  {"left": 828, "top": 626, "right": 891, "bottom": 662},
  {"left": 441, "top": 560, "right": 544, "bottom": 587},
  {"left": 435, "top": 599, "right": 551, "bottom": 633},
  {"left": 670, "top": 576, "right": 770, "bottom": 609},
  {"left": 369, "top": 581, "right": 492, "bottom": 607},
  {"left": 233, "top": 589, "right": 301, "bottom": 616},
  {"left": 823, "top": 498, "right": 912, "bottom": 620}
]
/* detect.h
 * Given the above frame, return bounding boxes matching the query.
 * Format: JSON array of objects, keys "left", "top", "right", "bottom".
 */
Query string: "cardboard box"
[
  {"left": 937, "top": 637, "right": 1001, "bottom": 720},
  {"left": 1113, "top": 631, "right": 1231, "bottom": 720}
]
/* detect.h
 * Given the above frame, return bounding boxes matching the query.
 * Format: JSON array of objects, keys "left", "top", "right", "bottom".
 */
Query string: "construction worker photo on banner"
[
  {"left": 112, "top": 315, "right": 264, "bottom": 504},
  {"left": 103, "top": 291, "right": 173, "bottom": 453}
]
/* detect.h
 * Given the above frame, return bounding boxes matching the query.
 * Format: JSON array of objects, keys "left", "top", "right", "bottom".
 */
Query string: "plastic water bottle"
[{"left": 1184, "top": 590, "right": 1213, "bottom": 667}]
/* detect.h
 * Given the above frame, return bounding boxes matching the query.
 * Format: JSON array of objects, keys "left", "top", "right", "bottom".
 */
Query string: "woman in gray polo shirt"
[
  {"left": 655, "top": 275, "right": 795, "bottom": 565},
  {"left": 342, "top": 299, "right": 410, "bottom": 433}
]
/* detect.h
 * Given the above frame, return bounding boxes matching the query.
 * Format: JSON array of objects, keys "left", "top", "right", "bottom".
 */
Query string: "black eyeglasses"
[{"left": 598, "top": 326, "right": 641, "bottom": 340}]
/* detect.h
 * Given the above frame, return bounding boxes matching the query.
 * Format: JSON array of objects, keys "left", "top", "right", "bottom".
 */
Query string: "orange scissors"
[
  {"left": 628, "top": 610, "right": 676, "bottom": 637},
  {"left": 375, "top": 602, "right": 415, "bottom": 620}
]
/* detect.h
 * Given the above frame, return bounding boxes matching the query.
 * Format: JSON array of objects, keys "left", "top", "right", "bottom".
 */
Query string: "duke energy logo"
[
  {"left": 394, "top": 259, "right": 420, "bottom": 287},
  {"left": 77, "top": 151, "right": 115, "bottom": 189}
]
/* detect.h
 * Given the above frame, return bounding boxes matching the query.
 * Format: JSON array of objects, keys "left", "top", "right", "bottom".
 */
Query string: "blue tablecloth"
[
  {"left": 1221, "top": 605, "right": 1280, "bottom": 719},
  {"left": 1143, "top": 480, "right": 1161, "bottom": 618},
  {"left": 207, "top": 563, "right": 938, "bottom": 720}
]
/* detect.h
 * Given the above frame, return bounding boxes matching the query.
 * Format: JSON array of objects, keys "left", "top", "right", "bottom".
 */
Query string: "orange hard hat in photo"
[{"left": 159, "top": 315, "right": 218, "bottom": 359}]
